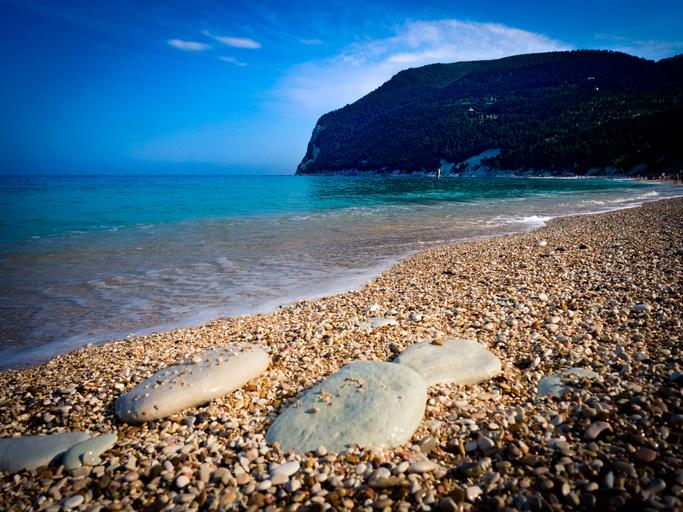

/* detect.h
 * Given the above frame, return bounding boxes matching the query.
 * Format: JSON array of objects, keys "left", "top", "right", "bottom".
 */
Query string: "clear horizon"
[{"left": 2, "top": 0, "right": 682, "bottom": 175}]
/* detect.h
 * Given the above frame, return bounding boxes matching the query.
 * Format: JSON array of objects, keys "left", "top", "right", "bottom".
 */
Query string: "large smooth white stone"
[
  {"left": 266, "top": 360, "right": 427, "bottom": 453},
  {"left": 394, "top": 339, "right": 501, "bottom": 386},
  {"left": 0, "top": 432, "right": 91, "bottom": 472},
  {"left": 115, "top": 344, "right": 269, "bottom": 423}
]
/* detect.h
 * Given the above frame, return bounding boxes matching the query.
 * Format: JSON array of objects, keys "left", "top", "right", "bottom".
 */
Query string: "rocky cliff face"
[{"left": 296, "top": 51, "right": 683, "bottom": 177}]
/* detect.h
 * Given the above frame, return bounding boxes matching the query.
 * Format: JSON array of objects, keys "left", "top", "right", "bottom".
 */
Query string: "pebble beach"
[{"left": 1, "top": 197, "right": 682, "bottom": 511}]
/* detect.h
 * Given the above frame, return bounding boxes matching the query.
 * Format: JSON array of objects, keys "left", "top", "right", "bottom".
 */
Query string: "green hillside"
[{"left": 296, "top": 50, "right": 683, "bottom": 176}]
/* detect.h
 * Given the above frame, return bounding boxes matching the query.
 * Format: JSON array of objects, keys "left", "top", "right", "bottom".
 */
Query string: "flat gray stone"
[
  {"left": 394, "top": 339, "right": 501, "bottom": 386},
  {"left": 266, "top": 361, "right": 427, "bottom": 453},
  {"left": 538, "top": 368, "right": 600, "bottom": 397},
  {"left": 0, "top": 432, "right": 91, "bottom": 472},
  {"left": 63, "top": 433, "right": 118, "bottom": 471},
  {"left": 115, "top": 344, "right": 269, "bottom": 423}
]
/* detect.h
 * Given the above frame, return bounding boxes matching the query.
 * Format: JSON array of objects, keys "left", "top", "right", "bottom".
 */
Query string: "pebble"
[
  {"left": 271, "top": 473, "right": 289, "bottom": 485},
  {"left": 419, "top": 436, "right": 438, "bottom": 454},
  {"left": 213, "top": 467, "right": 231, "bottom": 484},
  {"left": 366, "top": 304, "right": 380, "bottom": 314},
  {"left": 286, "top": 479, "right": 302, "bottom": 493},
  {"left": 466, "top": 485, "right": 482, "bottom": 501},
  {"left": 396, "top": 461, "right": 410, "bottom": 474},
  {"left": 438, "top": 497, "right": 459, "bottom": 512},
  {"left": 235, "top": 472, "right": 251, "bottom": 485},
  {"left": 271, "top": 460, "right": 300, "bottom": 478},
  {"left": 554, "top": 440, "right": 571, "bottom": 454},
  {"left": 408, "top": 460, "right": 437, "bottom": 474},
  {"left": 199, "top": 463, "right": 211, "bottom": 483},
  {"left": 643, "top": 478, "right": 666, "bottom": 497},
  {"left": 175, "top": 475, "right": 190, "bottom": 488},
  {"left": 477, "top": 435, "right": 495, "bottom": 451},
  {"left": 633, "top": 303, "right": 652, "bottom": 313},
  {"left": 371, "top": 467, "right": 391, "bottom": 480},
  {"left": 256, "top": 479, "right": 272, "bottom": 491},
  {"left": 124, "top": 471, "right": 139, "bottom": 482},
  {"left": 634, "top": 448, "right": 657, "bottom": 463},
  {"left": 63, "top": 495, "right": 85, "bottom": 509},
  {"left": 584, "top": 421, "right": 611, "bottom": 440}
]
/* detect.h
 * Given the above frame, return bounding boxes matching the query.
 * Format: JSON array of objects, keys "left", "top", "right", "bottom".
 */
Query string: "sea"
[{"left": 1, "top": 175, "right": 682, "bottom": 369}]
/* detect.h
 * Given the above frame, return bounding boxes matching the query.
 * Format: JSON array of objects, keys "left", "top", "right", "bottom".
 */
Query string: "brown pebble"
[
  {"left": 584, "top": 421, "right": 611, "bottom": 441},
  {"left": 634, "top": 448, "right": 657, "bottom": 463}
]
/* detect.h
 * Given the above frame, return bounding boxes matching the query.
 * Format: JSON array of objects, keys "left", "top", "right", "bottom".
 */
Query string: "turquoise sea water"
[{"left": 1, "top": 175, "right": 681, "bottom": 368}]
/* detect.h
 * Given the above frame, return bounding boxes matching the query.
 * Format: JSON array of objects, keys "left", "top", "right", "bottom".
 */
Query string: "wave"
[{"left": 505, "top": 215, "right": 554, "bottom": 227}]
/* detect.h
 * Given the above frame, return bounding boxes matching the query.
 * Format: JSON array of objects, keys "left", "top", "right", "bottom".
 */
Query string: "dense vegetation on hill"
[{"left": 296, "top": 51, "right": 683, "bottom": 176}]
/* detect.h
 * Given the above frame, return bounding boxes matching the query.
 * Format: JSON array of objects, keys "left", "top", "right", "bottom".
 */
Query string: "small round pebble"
[{"left": 63, "top": 495, "right": 85, "bottom": 509}]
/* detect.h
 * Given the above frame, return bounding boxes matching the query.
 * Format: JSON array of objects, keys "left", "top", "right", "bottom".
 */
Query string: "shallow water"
[{"left": 1, "top": 175, "right": 681, "bottom": 368}]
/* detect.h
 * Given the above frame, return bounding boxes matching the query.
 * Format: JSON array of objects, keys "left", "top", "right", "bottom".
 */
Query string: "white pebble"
[
  {"left": 286, "top": 479, "right": 302, "bottom": 493},
  {"left": 370, "top": 467, "right": 391, "bottom": 480},
  {"left": 256, "top": 479, "right": 272, "bottom": 491},
  {"left": 270, "top": 460, "right": 300, "bottom": 478},
  {"left": 395, "top": 461, "right": 410, "bottom": 474},
  {"left": 271, "top": 473, "right": 289, "bottom": 486},
  {"left": 408, "top": 460, "right": 437, "bottom": 473},
  {"left": 63, "top": 495, "right": 85, "bottom": 509},
  {"left": 466, "top": 485, "right": 482, "bottom": 501}
]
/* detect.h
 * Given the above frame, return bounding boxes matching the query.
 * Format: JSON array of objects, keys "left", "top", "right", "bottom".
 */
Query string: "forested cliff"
[{"left": 296, "top": 51, "right": 683, "bottom": 176}]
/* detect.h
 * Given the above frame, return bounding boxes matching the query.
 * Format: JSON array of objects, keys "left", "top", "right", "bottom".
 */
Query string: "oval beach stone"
[
  {"left": 63, "top": 433, "right": 118, "bottom": 471},
  {"left": 115, "top": 344, "right": 269, "bottom": 423},
  {"left": 0, "top": 432, "right": 92, "bottom": 472},
  {"left": 394, "top": 339, "right": 501, "bottom": 386},
  {"left": 266, "top": 360, "right": 427, "bottom": 453}
]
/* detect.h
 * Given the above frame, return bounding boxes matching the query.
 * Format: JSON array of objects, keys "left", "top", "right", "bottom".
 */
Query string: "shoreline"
[
  {"left": 1, "top": 198, "right": 681, "bottom": 511},
  {"left": 0, "top": 256, "right": 403, "bottom": 372},
  {"left": 2, "top": 184, "right": 681, "bottom": 371}
]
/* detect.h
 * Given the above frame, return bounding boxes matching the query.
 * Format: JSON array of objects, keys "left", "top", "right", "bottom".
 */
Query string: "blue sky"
[{"left": 1, "top": 0, "right": 682, "bottom": 174}]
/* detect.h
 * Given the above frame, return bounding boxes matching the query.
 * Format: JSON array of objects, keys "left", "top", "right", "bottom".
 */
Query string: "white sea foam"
[{"left": 506, "top": 215, "right": 554, "bottom": 227}]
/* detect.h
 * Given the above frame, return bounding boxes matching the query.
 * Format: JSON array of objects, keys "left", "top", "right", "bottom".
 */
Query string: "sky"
[{"left": 1, "top": 0, "right": 682, "bottom": 174}]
